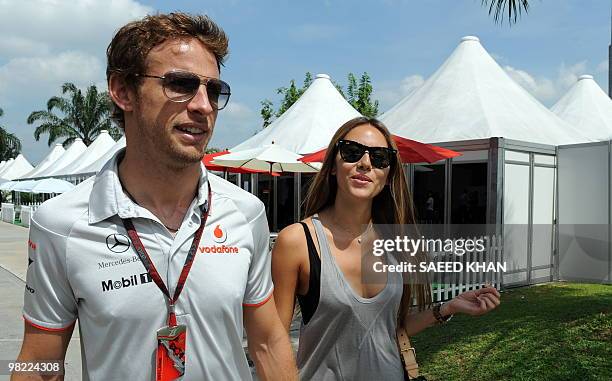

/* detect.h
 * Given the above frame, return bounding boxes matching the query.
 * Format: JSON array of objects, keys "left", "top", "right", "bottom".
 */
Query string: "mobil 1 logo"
[{"left": 101, "top": 272, "right": 152, "bottom": 292}]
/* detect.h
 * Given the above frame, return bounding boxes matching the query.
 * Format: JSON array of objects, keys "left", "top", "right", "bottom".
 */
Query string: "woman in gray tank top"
[{"left": 272, "top": 117, "right": 501, "bottom": 380}]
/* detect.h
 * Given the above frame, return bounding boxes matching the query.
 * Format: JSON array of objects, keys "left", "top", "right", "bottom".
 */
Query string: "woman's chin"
[{"left": 347, "top": 187, "right": 379, "bottom": 201}]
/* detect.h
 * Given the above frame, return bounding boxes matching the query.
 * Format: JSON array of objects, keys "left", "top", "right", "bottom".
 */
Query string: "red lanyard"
[{"left": 121, "top": 183, "right": 212, "bottom": 327}]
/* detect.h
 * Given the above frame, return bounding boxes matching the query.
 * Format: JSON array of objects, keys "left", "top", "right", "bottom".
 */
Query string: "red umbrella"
[
  {"left": 203, "top": 150, "right": 280, "bottom": 176},
  {"left": 300, "top": 135, "right": 461, "bottom": 164}
]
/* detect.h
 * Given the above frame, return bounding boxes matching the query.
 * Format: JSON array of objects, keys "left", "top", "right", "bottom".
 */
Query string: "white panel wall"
[
  {"left": 503, "top": 160, "right": 530, "bottom": 285},
  {"left": 558, "top": 143, "right": 611, "bottom": 283},
  {"left": 531, "top": 166, "right": 555, "bottom": 280}
]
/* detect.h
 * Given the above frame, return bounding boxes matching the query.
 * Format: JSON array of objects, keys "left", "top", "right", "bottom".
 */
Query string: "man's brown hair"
[{"left": 106, "top": 12, "right": 229, "bottom": 129}]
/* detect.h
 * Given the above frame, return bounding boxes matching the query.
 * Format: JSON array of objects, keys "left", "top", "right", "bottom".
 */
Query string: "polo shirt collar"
[{"left": 88, "top": 148, "right": 210, "bottom": 224}]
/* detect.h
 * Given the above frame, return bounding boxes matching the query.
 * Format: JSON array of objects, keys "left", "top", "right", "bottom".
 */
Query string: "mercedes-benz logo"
[{"left": 106, "top": 234, "right": 131, "bottom": 253}]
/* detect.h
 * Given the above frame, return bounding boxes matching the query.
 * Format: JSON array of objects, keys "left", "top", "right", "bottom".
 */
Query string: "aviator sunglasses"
[
  {"left": 337, "top": 139, "right": 397, "bottom": 169},
  {"left": 134, "top": 70, "right": 231, "bottom": 110}
]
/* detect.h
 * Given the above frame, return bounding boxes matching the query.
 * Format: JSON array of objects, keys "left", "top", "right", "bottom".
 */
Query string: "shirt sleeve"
[
  {"left": 23, "top": 218, "right": 77, "bottom": 330},
  {"left": 242, "top": 205, "right": 274, "bottom": 307}
]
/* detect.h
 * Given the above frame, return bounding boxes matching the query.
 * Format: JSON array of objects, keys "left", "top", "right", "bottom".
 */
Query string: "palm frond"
[
  {"left": 0, "top": 128, "right": 22, "bottom": 158},
  {"left": 29, "top": 83, "right": 113, "bottom": 147},
  {"left": 482, "top": 0, "right": 529, "bottom": 24},
  {"left": 47, "top": 96, "right": 72, "bottom": 114}
]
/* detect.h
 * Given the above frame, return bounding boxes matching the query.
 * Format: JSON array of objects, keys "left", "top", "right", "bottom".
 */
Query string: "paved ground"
[
  {"left": 0, "top": 221, "right": 82, "bottom": 380},
  {"left": 0, "top": 221, "right": 300, "bottom": 380}
]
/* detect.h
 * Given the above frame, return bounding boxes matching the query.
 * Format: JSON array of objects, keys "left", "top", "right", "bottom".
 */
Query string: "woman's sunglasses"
[
  {"left": 134, "top": 70, "right": 231, "bottom": 110},
  {"left": 337, "top": 139, "right": 396, "bottom": 169}
]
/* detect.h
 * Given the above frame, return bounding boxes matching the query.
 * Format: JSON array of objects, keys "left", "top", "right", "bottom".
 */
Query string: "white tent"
[
  {"left": 380, "top": 36, "right": 592, "bottom": 146},
  {"left": 11, "top": 180, "right": 39, "bottom": 193},
  {"left": 53, "top": 130, "right": 116, "bottom": 176},
  {"left": 0, "top": 180, "right": 18, "bottom": 191},
  {"left": 0, "top": 159, "right": 14, "bottom": 176},
  {"left": 19, "top": 144, "right": 65, "bottom": 179},
  {"left": 551, "top": 75, "right": 612, "bottom": 142},
  {"left": 231, "top": 74, "right": 361, "bottom": 154},
  {"left": 0, "top": 154, "right": 33, "bottom": 180},
  {"left": 31, "top": 178, "right": 75, "bottom": 194},
  {"left": 76, "top": 136, "right": 126, "bottom": 175},
  {"left": 35, "top": 138, "right": 87, "bottom": 178},
  {"left": 0, "top": 161, "right": 7, "bottom": 172}
]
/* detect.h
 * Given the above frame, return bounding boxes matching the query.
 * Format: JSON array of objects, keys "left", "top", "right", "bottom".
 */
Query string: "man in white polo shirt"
[{"left": 14, "top": 12, "right": 297, "bottom": 381}]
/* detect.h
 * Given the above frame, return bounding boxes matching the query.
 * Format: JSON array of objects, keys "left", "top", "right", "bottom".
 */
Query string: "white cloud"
[
  {"left": 209, "top": 101, "right": 259, "bottom": 149},
  {"left": 596, "top": 59, "right": 608, "bottom": 73},
  {"left": 504, "top": 65, "right": 557, "bottom": 101},
  {"left": 0, "top": 0, "right": 152, "bottom": 162},
  {"left": 374, "top": 74, "right": 425, "bottom": 111},
  {"left": 0, "top": 36, "right": 50, "bottom": 58},
  {"left": 0, "top": 52, "right": 105, "bottom": 103},
  {"left": 0, "top": 0, "right": 153, "bottom": 58},
  {"left": 504, "top": 61, "right": 593, "bottom": 104},
  {"left": 557, "top": 61, "right": 587, "bottom": 89}
]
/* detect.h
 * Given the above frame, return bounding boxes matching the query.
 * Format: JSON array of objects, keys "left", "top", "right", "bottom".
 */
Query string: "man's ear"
[{"left": 108, "top": 74, "right": 136, "bottom": 113}]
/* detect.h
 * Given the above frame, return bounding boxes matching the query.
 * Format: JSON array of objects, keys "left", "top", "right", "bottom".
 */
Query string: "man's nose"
[{"left": 187, "top": 85, "right": 215, "bottom": 115}]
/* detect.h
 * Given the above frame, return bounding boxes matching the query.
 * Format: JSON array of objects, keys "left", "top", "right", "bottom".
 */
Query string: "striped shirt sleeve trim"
[
  {"left": 23, "top": 315, "right": 76, "bottom": 332},
  {"left": 242, "top": 288, "right": 274, "bottom": 308}
]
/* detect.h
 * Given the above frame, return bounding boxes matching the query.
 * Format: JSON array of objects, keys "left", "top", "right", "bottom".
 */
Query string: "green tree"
[
  {"left": 482, "top": 0, "right": 530, "bottom": 24},
  {"left": 276, "top": 72, "right": 313, "bottom": 117},
  {"left": 260, "top": 99, "right": 274, "bottom": 128},
  {"left": 346, "top": 73, "right": 379, "bottom": 118},
  {"left": 260, "top": 72, "right": 378, "bottom": 127},
  {"left": 0, "top": 107, "right": 22, "bottom": 162},
  {"left": 27, "top": 83, "right": 122, "bottom": 147}
]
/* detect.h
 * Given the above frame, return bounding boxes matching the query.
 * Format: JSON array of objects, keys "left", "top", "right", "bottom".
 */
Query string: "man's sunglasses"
[
  {"left": 336, "top": 139, "right": 397, "bottom": 169},
  {"left": 134, "top": 70, "right": 231, "bottom": 110}
]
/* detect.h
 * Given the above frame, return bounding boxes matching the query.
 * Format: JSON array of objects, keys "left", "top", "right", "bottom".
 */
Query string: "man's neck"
[{"left": 118, "top": 147, "right": 201, "bottom": 227}]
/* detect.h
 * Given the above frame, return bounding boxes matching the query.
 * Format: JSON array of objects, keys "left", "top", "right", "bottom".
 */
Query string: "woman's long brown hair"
[{"left": 304, "top": 116, "right": 432, "bottom": 326}]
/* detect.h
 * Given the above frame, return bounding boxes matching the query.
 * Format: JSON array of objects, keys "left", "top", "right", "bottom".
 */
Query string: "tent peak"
[
  {"left": 460, "top": 35, "right": 480, "bottom": 43},
  {"left": 578, "top": 74, "right": 594, "bottom": 81},
  {"left": 315, "top": 73, "right": 330, "bottom": 80}
]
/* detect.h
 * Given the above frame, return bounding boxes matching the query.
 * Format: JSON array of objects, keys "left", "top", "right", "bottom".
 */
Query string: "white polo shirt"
[{"left": 23, "top": 150, "right": 273, "bottom": 381}]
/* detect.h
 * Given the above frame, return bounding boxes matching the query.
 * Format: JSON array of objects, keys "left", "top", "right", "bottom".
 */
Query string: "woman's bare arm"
[
  {"left": 271, "top": 223, "right": 308, "bottom": 332},
  {"left": 401, "top": 286, "right": 501, "bottom": 336}
]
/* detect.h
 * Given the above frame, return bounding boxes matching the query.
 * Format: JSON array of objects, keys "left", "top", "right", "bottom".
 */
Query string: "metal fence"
[{"left": 430, "top": 235, "right": 503, "bottom": 302}]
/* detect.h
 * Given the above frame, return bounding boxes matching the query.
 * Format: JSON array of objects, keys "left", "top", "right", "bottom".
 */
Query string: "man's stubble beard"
[{"left": 134, "top": 112, "right": 211, "bottom": 170}]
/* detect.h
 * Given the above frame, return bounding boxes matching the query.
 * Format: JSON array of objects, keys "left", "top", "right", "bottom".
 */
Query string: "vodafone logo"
[
  {"left": 212, "top": 224, "right": 227, "bottom": 243},
  {"left": 200, "top": 224, "right": 240, "bottom": 254}
]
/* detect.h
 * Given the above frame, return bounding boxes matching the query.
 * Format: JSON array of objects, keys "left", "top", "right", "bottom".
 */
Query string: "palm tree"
[
  {"left": 482, "top": 0, "right": 530, "bottom": 24},
  {"left": 0, "top": 107, "right": 22, "bottom": 162},
  {"left": 27, "top": 83, "right": 121, "bottom": 147}
]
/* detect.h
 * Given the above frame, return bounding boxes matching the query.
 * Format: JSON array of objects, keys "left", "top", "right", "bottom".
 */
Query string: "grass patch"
[{"left": 412, "top": 282, "right": 611, "bottom": 381}]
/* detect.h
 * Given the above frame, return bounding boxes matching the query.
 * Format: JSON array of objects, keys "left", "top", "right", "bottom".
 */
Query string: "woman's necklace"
[
  {"left": 332, "top": 219, "right": 373, "bottom": 244},
  {"left": 357, "top": 222, "right": 373, "bottom": 244}
]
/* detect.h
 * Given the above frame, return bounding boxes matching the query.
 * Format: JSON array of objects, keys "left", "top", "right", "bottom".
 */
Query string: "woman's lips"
[
  {"left": 351, "top": 174, "right": 372, "bottom": 182},
  {"left": 350, "top": 174, "right": 372, "bottom": 187}
]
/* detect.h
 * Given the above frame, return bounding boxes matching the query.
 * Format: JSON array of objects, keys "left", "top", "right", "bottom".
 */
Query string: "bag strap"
[{"left": 397, "top": 326, "right": 420, "bottom": 379}]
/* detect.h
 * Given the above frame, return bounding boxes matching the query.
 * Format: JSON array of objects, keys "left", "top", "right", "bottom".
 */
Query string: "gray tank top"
[{"left": 296, "top": 215, "right": 406, "bottom": 381}]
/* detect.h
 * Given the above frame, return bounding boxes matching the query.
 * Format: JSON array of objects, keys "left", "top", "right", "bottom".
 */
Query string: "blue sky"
[{"left": 0, "top": 0, "right": 610, "bottom": 163}]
